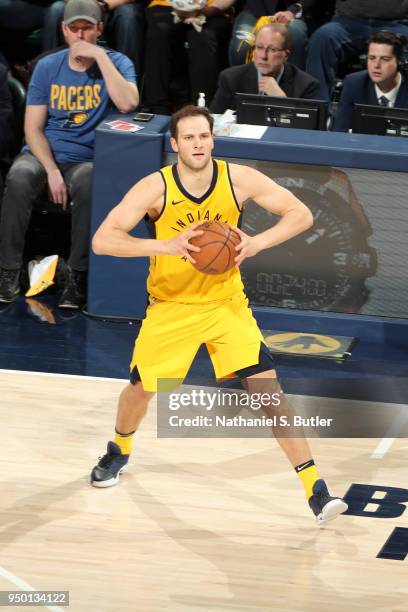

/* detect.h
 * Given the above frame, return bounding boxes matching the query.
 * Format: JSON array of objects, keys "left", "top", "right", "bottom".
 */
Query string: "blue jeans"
[
  {"left": 0, "top": 0, "right": 49, "bottom": 32},
  {"left": 306, "top": 16, "right": 408, "bottom": 100},
  {"left": 43, "top": 1, "right": 145, "bottom": 75},
  {"left": 0, "top": 0, "right": 52, "bottom": 65},
  {"left": 228, "top": 11, "right": 308, "bottom": 69}
]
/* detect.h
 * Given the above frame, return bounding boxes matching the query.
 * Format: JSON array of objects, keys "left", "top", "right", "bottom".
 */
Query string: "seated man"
[
  {"left": 210, "top": 23, "right": 320, "bottom": 114},
  {"left": 334, "top": 32, "right": 408, "bottom": 132},
  {"left": 43, "top": 0, "right": 145, "bottom": 76},
  {"left": 228, "top": 0, "right": 316, "bottom": 69},
  {"left": 143, "top": 0, "right": 234, "bottom": 114},
  {"left": 306, "top": 0, "right": 408, "bottom": 101},
  {"left": 0, "top": 0, "right": 138, "bottom": 308}
]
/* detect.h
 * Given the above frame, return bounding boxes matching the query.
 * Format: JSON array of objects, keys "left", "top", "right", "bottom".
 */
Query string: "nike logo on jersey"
[{"left": 172, "top": 199, "right": 185, "bottom": 205}]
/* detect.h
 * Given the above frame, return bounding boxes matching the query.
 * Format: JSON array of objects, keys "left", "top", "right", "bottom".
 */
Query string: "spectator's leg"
[
  {"left": 143, "top": 6, "right": 180, "bottom": 114},
  {"left": 42, "top": 0, "right": 65, "bottom": 52},
  {"left": 0, "top": 170, "right": 4, "bottom": 209},
  {"left": 62, "top": 161, "right": 93, "bottom": 272},
  {"left": 0, "top": 0, "right": 46, "bottom": 32},
  {"left": 306, "top": 16, "right": 369, "bottom": 101},
  {"left": 228, "top": 10, "right": 256, "bottom": 66},
  {"left": 0, "top": 52, "right": 8, "bottom": 68},
  {"left": 287, "top": 17, "right": 308, "bottom": 70},
  {"left": 0, "top": 152, "right": 47, "bottom": 270},
  {"left": 373, "top": 19, "right": 408, "bottom": 61},
  {"left": 105, "top": 4, "right": 145, "bottom": 76},
  {"left": 187, "top": 15, "right": 232, "bottom": 107}
]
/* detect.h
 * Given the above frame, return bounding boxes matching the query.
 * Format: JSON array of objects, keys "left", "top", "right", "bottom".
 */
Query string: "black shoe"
[
  {"left": 90, "top": 442, "right": 129, "bottom": 488},
  {"left": 309, "top": 479, "right": 348, "bottom": 526},
  {"left": 58, "top": 267, "right": 87, "bottom": 309},
  {"left": 0, "top": 268, "right": 20, "bottom": 303}
]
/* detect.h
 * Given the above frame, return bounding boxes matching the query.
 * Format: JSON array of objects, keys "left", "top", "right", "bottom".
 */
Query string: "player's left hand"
[
  {"left": 273, "top": 10, "right": 295, "bottom": 24},
  {"left": 233, "top": 227, "right": 262, "bottom": 266}
]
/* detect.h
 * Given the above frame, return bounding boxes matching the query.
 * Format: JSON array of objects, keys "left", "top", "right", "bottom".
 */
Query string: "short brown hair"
[
  {"left": 170, "top": 105, "right": 214, "bottom": 139},
  {"left": 368, "top": 31, "right": 406, "bottom": 65}
]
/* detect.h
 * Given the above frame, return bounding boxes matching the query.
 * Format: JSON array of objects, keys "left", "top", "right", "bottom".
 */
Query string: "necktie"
[{"left": 378, "top": 95, "right": 389, "bottom": 107}]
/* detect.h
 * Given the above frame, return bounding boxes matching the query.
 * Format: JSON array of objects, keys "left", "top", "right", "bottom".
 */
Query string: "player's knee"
[
  {"left": 125, "top": 381, "right": 154, "bottom": 405},
  {"left": 129, "top": 367, "right": 155, "bottom": 402}
]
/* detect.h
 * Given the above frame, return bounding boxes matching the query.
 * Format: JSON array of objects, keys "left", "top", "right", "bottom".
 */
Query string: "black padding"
[
  {"left": 130, "top": 365, "right": 141, "bottom": 385},
  {"left": 235, "top": 343, "right": 275, "bottom": 379}
]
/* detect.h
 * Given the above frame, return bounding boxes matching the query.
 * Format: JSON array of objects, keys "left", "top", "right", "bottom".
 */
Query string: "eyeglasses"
[{"left": 253, "top": 44, "right": 286, "bottom": 55}]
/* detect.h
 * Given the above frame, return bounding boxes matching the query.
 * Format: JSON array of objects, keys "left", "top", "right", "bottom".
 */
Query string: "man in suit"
[
  {"left": 306, "top": 0, "right": 408, "bottom": 101},
  {"left": 334, "top": 32, "right": 408, "bottom": 133},
  {"left": 228, "top": 0, "right": 317, "bottom": 69},
  {"left": 210, "top": 23, "right": 320, "bottom": 114}
]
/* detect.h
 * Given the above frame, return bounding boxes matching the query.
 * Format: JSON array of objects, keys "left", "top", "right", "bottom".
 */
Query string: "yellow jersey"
[{"left": 146, "top": 159, "right": 244, "bottom": 303}]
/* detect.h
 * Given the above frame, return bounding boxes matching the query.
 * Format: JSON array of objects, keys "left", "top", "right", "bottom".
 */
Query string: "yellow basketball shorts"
[{"left": 130, "top": 292, "right": 267, "bottom": 392}]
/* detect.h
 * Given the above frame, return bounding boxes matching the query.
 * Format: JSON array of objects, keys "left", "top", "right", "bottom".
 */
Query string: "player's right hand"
[
  {"left": 165, "top": 222, "right": 204, "bottom": 263},
  {"left": 47, "top": 168, "right": 68, "bottom": 209}
]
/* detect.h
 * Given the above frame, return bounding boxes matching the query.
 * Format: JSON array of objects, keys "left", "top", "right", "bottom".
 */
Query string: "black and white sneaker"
[
  {"left": 0, "top": 268, "right": 20, "bottom": 303},
  {"left": 90, "top": 442, "right": 129, "bottom": 488},
  {"left": 309, "top": 479, "right": 348, "bottom": 526},
  {"left": 58, "top": 267, "right": 87, "bottom": 309}
]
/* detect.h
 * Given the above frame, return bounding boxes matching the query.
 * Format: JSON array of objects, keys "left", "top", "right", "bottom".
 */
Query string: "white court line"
[
  {"left": 371, "top": 437, "right": 396, "bottom": 459},
  {"left": 0, "top": 368, "right": 127, "bottom": 383},
  {"left": 0, "top": 566, "right": 65, "bottom": 612},
  {"left": 371, "top": 406, "right": 408, "bottom": 459}
]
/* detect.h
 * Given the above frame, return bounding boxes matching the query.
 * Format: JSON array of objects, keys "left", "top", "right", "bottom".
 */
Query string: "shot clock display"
[{"left": 240, "top": 164, "right": 378, "bottom": 313}]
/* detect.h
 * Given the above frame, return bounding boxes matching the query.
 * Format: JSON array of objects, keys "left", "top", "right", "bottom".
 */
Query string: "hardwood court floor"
[{"left": 1, "top": 370, "right": 407, "bottom": 612}]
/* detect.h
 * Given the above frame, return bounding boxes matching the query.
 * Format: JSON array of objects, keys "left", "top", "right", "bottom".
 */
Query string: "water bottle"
[{"left": 197, "top": 92, "right": 206, "bottom": 108}]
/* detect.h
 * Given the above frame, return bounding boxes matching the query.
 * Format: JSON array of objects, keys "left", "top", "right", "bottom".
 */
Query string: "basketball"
[{"left": 190, "top": 221, "right": 241, "bottom": 274}]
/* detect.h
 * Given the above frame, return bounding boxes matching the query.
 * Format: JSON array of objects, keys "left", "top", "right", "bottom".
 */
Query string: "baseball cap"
[{"left": 63, "top": 0, "right": 102, "bottom": 25}]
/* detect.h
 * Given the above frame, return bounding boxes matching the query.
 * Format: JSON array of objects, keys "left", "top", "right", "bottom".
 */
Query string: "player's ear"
[
  {"left": 97, "top": 21, "right": 104, "bottom": 38},
  {"left": 170, "top": 137, "right": 178, "bottom": 153}
]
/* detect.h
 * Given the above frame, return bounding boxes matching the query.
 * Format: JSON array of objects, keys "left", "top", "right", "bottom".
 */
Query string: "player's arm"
[
  {"left": 229, "top": 164, "right": 313, "bottom": 265},
  {"left": 92, "top": 172, "right": 203, "bottom": 261}
]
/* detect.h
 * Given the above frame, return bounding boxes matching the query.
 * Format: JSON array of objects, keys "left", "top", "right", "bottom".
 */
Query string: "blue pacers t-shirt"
[{"left": 26, "top": 48, "right": 136, "bottom": 164}]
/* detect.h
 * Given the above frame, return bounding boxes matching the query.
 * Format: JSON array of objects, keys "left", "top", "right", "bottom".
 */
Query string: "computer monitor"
[
  {"left": 236, "top": 93, "right": 328, "bottom": 131},
  {"left": 352, "top": 104, "right": 408, "bottom": 137}
]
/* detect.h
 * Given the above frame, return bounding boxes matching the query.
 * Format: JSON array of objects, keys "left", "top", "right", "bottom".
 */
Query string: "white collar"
[{"left": 375, "top": 72, "right": 402, "bottom": 107}]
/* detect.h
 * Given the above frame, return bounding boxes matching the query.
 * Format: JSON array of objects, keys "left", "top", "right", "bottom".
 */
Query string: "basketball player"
[{"left": 90, "top": 105, "right": 348, "bottom": 526}]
